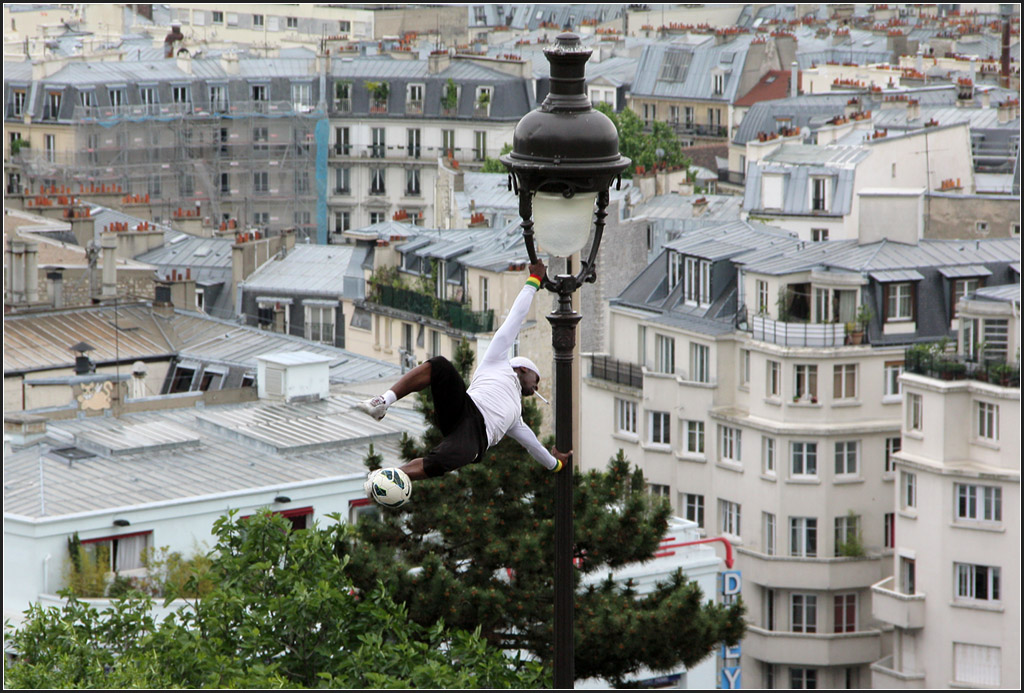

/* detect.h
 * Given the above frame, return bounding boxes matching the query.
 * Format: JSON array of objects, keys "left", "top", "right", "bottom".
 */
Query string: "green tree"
[
  {"left": 351, "top": 351, "right": 744, "bottom": 686},
  {"left": 480, "top": 142, "right": 513, "bottom": 174},
  {"left": 5, "top": 511, "right": 544, "bottom": 689},
  {"left": 595, "top": 102, "right": 689, "bottom": 177}
]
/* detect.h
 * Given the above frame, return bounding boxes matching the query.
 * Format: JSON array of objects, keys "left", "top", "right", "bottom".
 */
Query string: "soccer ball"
[{"left": 367, "top": 467, "right": 413, "bottom": 508}]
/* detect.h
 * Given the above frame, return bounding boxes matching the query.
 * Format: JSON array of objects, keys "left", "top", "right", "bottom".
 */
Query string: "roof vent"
[{"left": 255, "top": 352, "right": 333, "bottom": 403}]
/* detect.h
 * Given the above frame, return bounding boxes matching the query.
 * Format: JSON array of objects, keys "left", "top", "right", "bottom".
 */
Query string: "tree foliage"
[
  {"left": 480, "top": 142, "right": 514, "bottom": 174},
  {"left": 595, "top": 102, "right": 690, "bottom": 177},
  {"left": 351, "top": 351, "right": 744, "bottom": 685},
  {"left": 4, "top": 511, "right": 544, "bottom": 689}
]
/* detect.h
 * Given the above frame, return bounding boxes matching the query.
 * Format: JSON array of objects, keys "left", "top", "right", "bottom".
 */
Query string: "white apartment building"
[
  {"left": 871, "top": 284, "right": 1020, "bottom": 689},
  {"left": 579, "top": 222, "right": 1019, "bottom": 689}
]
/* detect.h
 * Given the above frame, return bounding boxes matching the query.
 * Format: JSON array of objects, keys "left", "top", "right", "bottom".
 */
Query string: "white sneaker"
[
  {"left": 355, "top": 395, "right": 388, "bottom": 421},
  {"left": 363, "top": 474, "right": 375, "bottom": 499}
]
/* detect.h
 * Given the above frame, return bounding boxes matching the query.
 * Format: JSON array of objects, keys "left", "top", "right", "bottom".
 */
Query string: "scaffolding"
[{"left": 18, "top": 99, "right": 325, "bottom": 240}]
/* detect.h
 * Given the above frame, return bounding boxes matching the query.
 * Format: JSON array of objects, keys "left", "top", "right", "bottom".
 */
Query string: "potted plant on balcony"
[
  {"left": 442, "top": 78, "right": 458, "bottom": 114},
  {"left": 476, "top": 90, "right": 490, "bottom": 112},
  {"left": 846, "top": 304, "right": 872, "bottom": 345},
  {"left": 365, "top": 81, "right": 389, "bottom": 111}
]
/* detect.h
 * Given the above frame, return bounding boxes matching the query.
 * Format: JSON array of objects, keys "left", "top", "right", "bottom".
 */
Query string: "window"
[
  {"left": 951, "top": 278, "right": 982, "bottom": 317},
  {"left": 286, "top": 16, "right": 298, "bottom": 29},
  {"left": 833, "top": 364, "right": 857, "bottom": 399},
  {"left": 295, "top": 170, "right": 310, "bottom": 195},
  {"left": 79, "top": 531, "right": 152, "bottom": 572},
  {"left": 901, "top": 471, "right": 917, "bottom": 509},
  {"left": 762, "top": 436, "right": 776, "bottom": 475},
  {"left": 180, "top": 173, "right": 195, "bottom": 196},
  {"left": 335, "top": 126, "right": 351, "bottom": 155},
  {"left": 683, "top": 257, "right": 711, "bottom": 305},
  {"left": 907, "top": 393, "right": 922, "bottom": 431},
  {"left": 219, "top": 172, "right": 230, "bottom": 194},
  {"left": 956, "top": 563, "right": 1001, "bottom": 602},
  {"left": 648, "top": 484, "right": 670, "bottom": 502},
  {"left": 668, "top": 252, "right": 683, "bottom": 291},
  {"left": 479, "top": 277, "right": 489, "bottom": 311},
  {"left": 794, "top": 364, "right": 818, "bottom": 400},
  {"left": 616, "top": 399, "right": 637, "bottom": 435},
  {"left": 43, "top": 134, "right": 55, "bottom": 162},
  {"left": 684, "top": 420, "right": 704, "bottom": 454},
  {"left": 441, "top": 129, "right": 455, "bottom": 155},
  {"left": 976, "top": 401, "right": 998, "bottom": 440},
  {"left": 684, "top": 494, "right": 704, "bottom": 528},
  {"left": 430, "top": 329, "right": 442, "bottom": 357},
  {"left": 884, "top": 282, "right": 915, "bottom": 321},
  {"left": 834, "top": 441, "right": 858, "bottom": 476},
  {"left": 334, "top": 210, "right": 351, "bottom": 233},
  {"left": 712, "top": 72, "right": 725, "bottom": 95},
  {"left": 655, "top": 334, "right": 675, "bottom": 374},
  {"left": 811, "top": 228, "right": 829, "bottom": 242},
  {"left": 901, "top": 556, "right": 916, "bottom": 594},
  {"left": 834, "top": 594, "right": 857, "bottom": 633},
  {"left": 719, "top": 499, "right": 741, "bottom": 536},
  {"left": 884, "top": 513, "right": 895, "bottom": 548},
  {"left": 171, "top": 85, "right": 190, "bottom": 105},
  {"left": 407, "top": 127, "right": 421, "bottom": 158},
  {"left": 756, "top": 279, "right": 769, "bottom": 313},
  {"left": 109, "top": 88, "right": 125, "bottom": 107},
  {"left": 209, "top": 84, "right": 228, "bottom": 112},
  {"left": 956, "top": 484, "right": 1002, "bottom": 522},
  {"left": 767, "top": 360, "right": 781, "bottom": 397},
  {"left": 834, "top": 514, "right": 860, "bottom": 555},
  {"left": 739, "top": 349, "right": 750, "bottom": 388},
  {"left": 139, "top": 85, "right": 157, "bottom": 109},
  {"left": 407, "top": 84, "right": 424, "bottom": 114},
  {"left": 253, "top": 126, "right": 269, "bottom": 149},
  {"left": 884, "top": 361, "right": 904, "bottom": 397},
  {"left": 684, "top": 105, "right": 694, "bottom": 128},
  {"left": 811, "top": 177, "right": 829, "bottom": 211},
  {"left": 689, "top": 343, "right": 709, "bottom": 383},
  {"left": 253, "top": 171, "right": 268, "bottom": 193},
  {"left": 370, "top": 168, "right": 386, "bottom": 195},
  {"left": 291, "top": 83, "right": 312, "bottom": 110},
  {"left": 78, "top": 89, "right": 97, "bottom": 108},
  {"left": 473, "top": 130, "right": 487, "bottom": 161},
  {"left": 791, "top": 441, "right": 817, "bottom": 477},
  {"left": 790, "top": 517, "right": 817, "bottom": 557},
  {"left": 7, "top": 88, "right": 26, "bottom": 117},
  {"left": 763, "top": 512, "right": 776, "bottom": 555},
  {"left": 405, "top": 168, "right": 421, "bottom": 196},
  {"left": 637, "top": 325, "right": 647, "bottom": 367},
  {"left": 884, "top": 437, "right": 901, "bottom": 474},
  {"left": 791, "top": 594, "right": 817, "bottom": 633},
  {"left": 251, "top": 84, "right": 268, "bottom": 102},
  {"left": 334, "top": 167, "right": 350, "bottom": 194},
  {"left": 253, "top": 13, "right": 264, "bottom": 27},
  {"left": 338, "top": 20, "right": 351, "bottom": 33},
  {"left": 953, "top": 643, "right": 1001, "bottom": 686},
  {"left": 649, "top": 411, "right": 670, "bottom": 445},
  {"left": 371, "top": 127, "right": 386, "bottom": 158},
  {"left": 719, "top": 426, "right": 741, "bottom": 463}
]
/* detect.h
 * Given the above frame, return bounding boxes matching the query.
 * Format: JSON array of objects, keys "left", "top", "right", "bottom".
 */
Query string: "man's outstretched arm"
[
  {"left": 506, "top": 418, "right": 572, "bottom": 471},
  {"left": 479, "top": 260, "right": 546, "bottom": 368}
]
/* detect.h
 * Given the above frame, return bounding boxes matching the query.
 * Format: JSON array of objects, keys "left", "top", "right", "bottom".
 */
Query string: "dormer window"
[
  {"left": 475, "top": 86, "right": 492, "bottom": 116},
  {"left": 683, "top": 257, "right": 711, "bottom": 306},
  {"left": 810, "top": 177, "right": 831, "bottom": 212},
  {"left": 712, "top": 72, "right": 725, "bottom": 95},
  {"left": 668, "top": 251, "right": 683, "bottom": 291}
]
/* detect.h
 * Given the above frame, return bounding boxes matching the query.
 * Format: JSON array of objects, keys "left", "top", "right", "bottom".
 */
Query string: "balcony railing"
[
  {"left": 904, "top": 348, "right": 1020, "bottom": 388},
  {"left": 406, "top": 100, "right": 423, "bottom": 115},
  {"left": 749, "top": 315, "right": 848, "bottom": 347},
  {"left": 590, "top": 355, "right": 643, "bottom": 388},
  {"left": 371, "top": 284, "right": 494, "bottom": 333}
]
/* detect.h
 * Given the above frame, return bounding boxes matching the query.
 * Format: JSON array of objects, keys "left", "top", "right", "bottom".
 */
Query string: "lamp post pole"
[{"left": 501, "top": 34, "right": 628, "bottom": 689}]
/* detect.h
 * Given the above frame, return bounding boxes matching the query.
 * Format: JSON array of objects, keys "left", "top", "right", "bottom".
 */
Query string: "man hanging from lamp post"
[{"left": 356, "top": 259, "right": 571, "bottom": 484}]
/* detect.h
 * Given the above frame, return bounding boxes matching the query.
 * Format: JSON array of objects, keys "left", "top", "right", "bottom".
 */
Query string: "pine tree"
[{"left": 351, "top": 349, "right": 744, "bottom": 685}]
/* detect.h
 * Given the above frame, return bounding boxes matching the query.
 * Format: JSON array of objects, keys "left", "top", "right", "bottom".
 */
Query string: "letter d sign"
[{"left": 721, "top": 570, "right": 741, "bottom": 597}]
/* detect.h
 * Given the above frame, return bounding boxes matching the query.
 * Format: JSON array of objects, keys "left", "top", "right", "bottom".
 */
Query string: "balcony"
[
  {"left": 334, "top": 97, "right": 352, "bottom": 114},
  {"left": 904, "top": 348, "right": 1020, "bottom": 388},
  {"left": 871, "top": 655, "right": 926, "bottom": 688},
  {"left": 744, "top": 625, "right": 881, "bottom": 666},
  {"left": 736, "top": 548, "right": 884, "bottom": 591},
  {"left": 590, "top": 355, "right": 643, "bottom": 389},
  {"left": 370, "top": 284, "right": 494, "bottom": 333},
  {"left": 748, "top": 315, "right": 849, "bottom": 348},
  {"left": 406, "top": 100, "right": 423, "bottom": 115},
  {"left": 871, "top": 576, "right": 925, "bottom": 629}
]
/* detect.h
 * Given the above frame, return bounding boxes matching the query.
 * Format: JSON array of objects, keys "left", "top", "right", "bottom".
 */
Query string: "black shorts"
[{"left": 422, "top": 356, "right": 488, "bottom": 478}]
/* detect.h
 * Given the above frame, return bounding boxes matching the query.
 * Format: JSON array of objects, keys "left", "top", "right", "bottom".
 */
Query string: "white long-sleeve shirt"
[{"left": 466, "top": 280, "right": 559, "bottom": 470}]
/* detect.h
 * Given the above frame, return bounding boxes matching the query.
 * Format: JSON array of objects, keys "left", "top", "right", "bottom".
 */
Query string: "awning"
[
  {"left": 869, "top": 269, "right": 924, "bottom": 282},
  {"left": 937, "top": 265, "right": 993, "bottom": 279}
]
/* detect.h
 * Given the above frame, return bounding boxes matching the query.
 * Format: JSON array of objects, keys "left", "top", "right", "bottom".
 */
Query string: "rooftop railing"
[{"left": 590, "top": 355, "right": 643, "bottom": 388}]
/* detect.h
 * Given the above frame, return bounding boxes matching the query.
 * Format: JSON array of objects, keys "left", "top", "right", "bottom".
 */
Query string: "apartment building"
[
  {"left": 3, "top": 49, "right": 532, "bottom": 237},
  {"left": 578, "top": 223, "right": 1019, "bottom": 689},
  {"left": 871, "top": 284, "right": 1020, "bottom": 689},
  {"left": 742, "top": 124, "right": 977, "bottom": 242}
]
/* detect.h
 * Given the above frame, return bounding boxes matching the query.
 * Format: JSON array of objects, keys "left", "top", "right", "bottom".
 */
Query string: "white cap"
[{"left": 509, "top": 356, "right": 541, "bottom": 378}]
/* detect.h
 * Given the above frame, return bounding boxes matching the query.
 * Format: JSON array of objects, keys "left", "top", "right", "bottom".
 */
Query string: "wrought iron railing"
[
  {"left": 371, "top": 284, "right": 494, "bottom": 333},
  {"left": 590, "top": 355, "right": 643, "bottom": 388},
  {"left": 904, "top": 348, "right": 1020, "bottom": 388}
]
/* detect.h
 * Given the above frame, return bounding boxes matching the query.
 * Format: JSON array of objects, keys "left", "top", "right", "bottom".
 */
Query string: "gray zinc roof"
[
  {"left": 4, "top": 393, "right": 425, "bottom": 519},
  {"left": 631, "top": 35, "right": 756, "bottom": 102},
  {"left": 239, "top": 244, "right": 368, "bottom": 299}
]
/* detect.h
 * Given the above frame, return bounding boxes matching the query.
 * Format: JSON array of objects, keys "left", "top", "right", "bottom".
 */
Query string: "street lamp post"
[{"left": 501, "top": 33, "right": 629, "bottom": 689}]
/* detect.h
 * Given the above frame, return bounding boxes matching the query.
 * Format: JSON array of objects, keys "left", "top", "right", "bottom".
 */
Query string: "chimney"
[
  {"left": 24, "top": 240, "right": 39, "bottom": 303},
  {"left": 428, "top": 49, "right": 452, "bottom": 74},
  {"left": 915, "top": 47, "right": 924, "bottom": 75},
  {"left": 47, "top": 269, "right": 64, "bottom": 308},
  {"left": 176, "top": 51, "right": 192, "bottom": 74},
  {"left": 100, "top": 232, "right": 117, "bottom": 298},
  {"left": 221, "top": 51, "right": 240, "bottom": 75},
  {"left": 152, "top": 283, "right": 174, "bottom": 318},
  {"left": 790, "top": 61, "right": 799, "bottom": 98},
  {"left": 7, "top": 239, "right": 27, "bottom": 303},
  {"left": 4, "top": 414, "right": 47, "bottom": 446},
  {"left": 906, "top": 99, "right": 920, "bottom": 121}
]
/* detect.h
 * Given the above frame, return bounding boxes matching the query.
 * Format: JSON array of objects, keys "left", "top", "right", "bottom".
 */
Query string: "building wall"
[{"left": 924, "top": 194, "right": 1021, "bottom": 239}]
